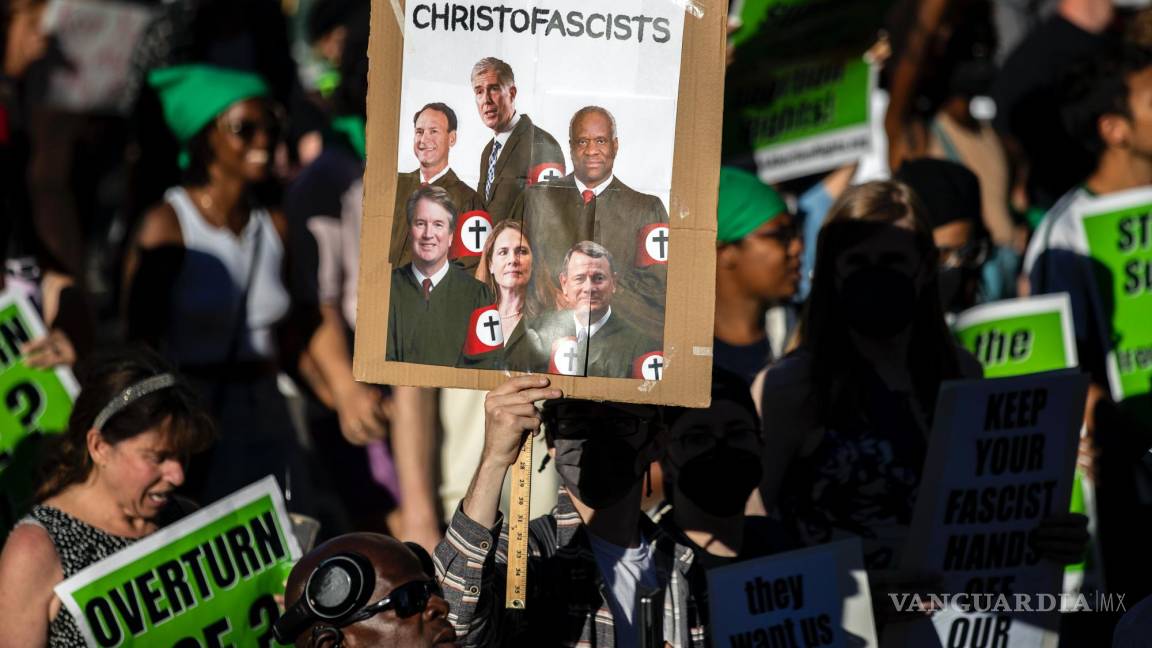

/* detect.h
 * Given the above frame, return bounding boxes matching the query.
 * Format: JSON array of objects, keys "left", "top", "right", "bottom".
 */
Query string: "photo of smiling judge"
[
  {"left": 518, "top": 240, "right": 656, "bottom": 378},
  {"left": 390, "top": 102, "right": 479, "bottom": 266},
  {"left": 472, "top": 57, "right": 565, "bottom": 223},
  {"left": 387, "top": 185, "right": 492, "bottom": 366},
  {"left": 513, "top": 105, "right": 669, "bottom": 334}
]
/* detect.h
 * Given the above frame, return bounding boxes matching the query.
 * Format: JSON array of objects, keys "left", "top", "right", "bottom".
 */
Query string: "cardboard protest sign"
[
  {"left": 0, "top": 290, "right": 79, "bottom": 476},
  {"left": 953, "top": 294, "right": 1078, "bottom": 379},
  {"left": 707, "top": 538, "right": 878, "bottom": 648},
  {"left": 40, "top": 0, "right": 156, "bottom": 114},
  {"left": 900, "top": 371, "right": 1088, "bottom": 648},
  {"left": 354, "top": 0, "right": 722, "bottom": 406},
  {"left": 55, "top": 477, "right": 302, "bottom": 647},
  {"left": 1076, "top": 190, "right": 1152, "bottom": 425}
]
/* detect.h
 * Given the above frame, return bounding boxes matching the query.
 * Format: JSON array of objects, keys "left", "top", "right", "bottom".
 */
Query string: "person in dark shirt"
[
  {"left": 713, "top": 168, "right": 803, "bottom": 384},
  {"left": 991, "top": 0, "right": 1113, "bottom": 213}
]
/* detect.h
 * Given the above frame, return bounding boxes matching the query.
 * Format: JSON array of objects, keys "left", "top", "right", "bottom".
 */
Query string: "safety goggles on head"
[{"left": 273, "top": 546, "right": 441, "bottom": 645}]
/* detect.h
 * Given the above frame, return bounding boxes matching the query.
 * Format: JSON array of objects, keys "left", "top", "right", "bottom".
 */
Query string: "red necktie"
[
  {"left": 581, "top": 189, "right": 595, "bottom": 205},
  {"left": 422, "top": 278, "right": 433, "bottom": 301}
]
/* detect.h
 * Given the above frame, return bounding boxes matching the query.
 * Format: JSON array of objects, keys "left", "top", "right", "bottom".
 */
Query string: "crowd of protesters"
[{"left": 3, "top": 0, "right": 1152, "bottom": 645}]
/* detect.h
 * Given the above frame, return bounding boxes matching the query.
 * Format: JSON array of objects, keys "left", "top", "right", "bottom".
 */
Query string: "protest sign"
[
  {"left": 1075, "top": 189, "right": 1152, "bottom": 425},
  {"left": 0, "top": 290, "right": 79, "bottom": 476},
  {"left": 707, "top": 538, "right": 878, "bottom": 648},
  {"left": 40, "top": 0, "right": 156, "bottom": 114},
  {"left": 741, "top": 52, "right": 875, "bottom": 184},
  {"left": 723, "top": 0, "right": 890, "bottom": 182},
  {"left": 354, "top": 0, "right": 723, "bottom": 406},
  {"left": 953, "top": 294, "right": 1078, "bottom": 379},
  {"left": 55, "top": 477, "right": 302, "bottom": 648},
  {"left": 900, "top": 370, "right": 1088, "bottom": 648},
  {"left": 953, "top": 294, "right": 1097, "bottom": 591},
  {"left": 728, "top": 0, "right": 895, "bottom": 56}
]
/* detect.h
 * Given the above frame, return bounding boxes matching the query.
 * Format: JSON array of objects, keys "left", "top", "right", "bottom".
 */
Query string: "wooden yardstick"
[{"left": 505, "top": 433, "right": 533, "bottom": 609}]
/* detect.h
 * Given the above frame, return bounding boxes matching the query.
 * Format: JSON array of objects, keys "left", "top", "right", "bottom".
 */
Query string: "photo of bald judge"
[
  {"left": 390, "top": 102, "right": 479, "bottom": 267},
  {"left": 513, "top": 105, "right": 669, "bottom": 336},
  {"left": 387, "top": 185, "right": 492, "bottom": 366},
  {"left": 472, "top": 56, "right": 565, "bottom": 223},
  {"left": 510, "top": 240, "right": 656, "bottom": 378}
]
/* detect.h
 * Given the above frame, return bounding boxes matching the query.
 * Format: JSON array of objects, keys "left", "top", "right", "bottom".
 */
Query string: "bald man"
[{"left": 276, "top": 533, "right": 458, "bottom": 647}]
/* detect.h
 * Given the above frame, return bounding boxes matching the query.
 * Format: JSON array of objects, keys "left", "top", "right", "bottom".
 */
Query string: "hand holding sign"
[{"left": 464, "top": 377, "right": 561, "bottom": 529}]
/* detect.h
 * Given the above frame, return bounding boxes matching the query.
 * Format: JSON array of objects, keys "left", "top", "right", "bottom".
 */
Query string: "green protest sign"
[
  {"left": 738, "top": 52, "right": 874, "bottom": 183},
  {"left": 728, "top": 0, "right": 894, "bottom": 57},
  {"left": 1077, "top": 191, "right": 1152, "bottom": 423},
  {"left": 953, "top": 294, "right": 1078, "bottom": 379},
  {"left": 0, "top": 291, "right": 79, "bottom": 476},
  {"left": 56, "top": 477, "right": 302, "bottom": 647}
]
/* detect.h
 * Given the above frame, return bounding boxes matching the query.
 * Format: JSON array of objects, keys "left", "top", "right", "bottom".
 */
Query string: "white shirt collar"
[
  {"left": 419, "top": 166, "right": 451, "bottom": 184},
  {"left": 573, "top": 306, "right": 612, "bottom": 339},
  {"left": 411, "top": 260, "right": 450, "bottom": 290},
  {"left": 574, "top": 175, "right": 614, "bottom": 197},
  {"left": 493, "top": 112, "right": 522, "bottom": 148}
]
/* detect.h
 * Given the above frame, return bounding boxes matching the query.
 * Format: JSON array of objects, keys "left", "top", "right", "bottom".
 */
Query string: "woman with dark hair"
[
  {"left": 479, "top": 220, "right": 553, "bottom": 360},
  {"left": 0, "top": 348, "right": 214, "bottom": 647},
  {"left": 754, "top": 181, "right": 1086, "bottom": 609},
  {"left": 121, "top": 65, "right": 309, "bottom": 508}
]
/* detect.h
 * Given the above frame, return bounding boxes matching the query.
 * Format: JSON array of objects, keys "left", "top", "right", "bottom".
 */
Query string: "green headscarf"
[
  {"left": 330, "top": 115, "right": 366, "bottom": 161},
  {"left": 148, "top": 64, "right": 270, "bottom": 144},
  {"left": 717, "top": 167, "right": 787, "bottom": 244}
]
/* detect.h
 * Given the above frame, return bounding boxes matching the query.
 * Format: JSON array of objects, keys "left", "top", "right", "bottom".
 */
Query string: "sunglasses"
[
  {"left": 220, "top": 117, "right": 279, "bottom": 144},
  {"left": 345, "top": 580, "right": 441, "bottom": 624},
  {"left": 746, "top": 222, "right": 800, "bottom": 244}
]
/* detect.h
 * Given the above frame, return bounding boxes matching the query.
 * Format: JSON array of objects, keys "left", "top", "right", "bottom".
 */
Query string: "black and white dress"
[
  {"left": 19, "top": 500, "right": 193, "bottom": 647},
  {"left": 18, "top": 505, "right": 137, "bottom": 647}
]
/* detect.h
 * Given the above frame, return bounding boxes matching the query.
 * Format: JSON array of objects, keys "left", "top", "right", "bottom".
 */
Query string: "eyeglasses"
[
  {"left": 672, "top": 425, "right": 761, "bottom": 453},
  {"left": 746, "top": 222, "right": 800, "bottom": 245},
  {"left": 220, "top": 117, "right": 279, "bottom": 144},
  {"left": 937, "top": 240, "right": 988, "bottom": 270},
  {"left": 344, "top": 580, "right": 441, "bottom": 624},
  {"left": 552, "top": 416, "right": 649, "bottom": 440}
]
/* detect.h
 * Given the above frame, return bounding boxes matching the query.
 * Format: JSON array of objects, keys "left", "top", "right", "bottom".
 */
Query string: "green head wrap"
[
  {"left": 717, "top": 167, "right": 787, "bottom": 244},
  {"left": 148, "top": 64, "right": 271, "bottom": 144},
  {"left": 330, "top": 115, "right": 366, "bottom": 161}
]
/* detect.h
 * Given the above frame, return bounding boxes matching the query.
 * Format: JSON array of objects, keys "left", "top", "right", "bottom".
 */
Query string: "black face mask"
[
  {"left": 554, "top": 437, "right": 642, "bottom": 509},
  {"left": 841, "top": 266, "right": 919, "bottom": 338},
  {"left": 938, "top": 265, "right": 979, "bottom": 314},
  {"left": 677, "top": 447, "right": 763, "bottom": 517}
]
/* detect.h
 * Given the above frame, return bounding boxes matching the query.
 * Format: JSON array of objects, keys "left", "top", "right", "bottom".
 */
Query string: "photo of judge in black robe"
[
  {"left": 514, "top": 241, "right": 656, "bottom": 378},
  {"left": 387, "top": 185, "right": 492, "bottom": 366},
  {"left": 512, "top": 106, "right": 669, "bottom": 338}
]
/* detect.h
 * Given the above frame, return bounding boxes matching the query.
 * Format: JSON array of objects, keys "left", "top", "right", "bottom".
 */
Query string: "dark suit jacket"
[
  {"left": 390, "top": 168, "right": 479, "bottom": 267},
  {"left": 515, "top": 309, "right": 656, "bottom": 378},
  {"left": 476, "top": 114, "right": 565, "bottom": 223},
  {"left": 387, "top": 262, "right": 493, "bottom": 366},
  {"left": 512, "top": 174, "right": 669, "bottom": 336}
]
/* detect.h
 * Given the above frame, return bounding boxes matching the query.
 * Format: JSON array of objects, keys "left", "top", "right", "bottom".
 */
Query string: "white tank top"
[{"left": 164, "top": 187, "right": 290, "bottom": 364}]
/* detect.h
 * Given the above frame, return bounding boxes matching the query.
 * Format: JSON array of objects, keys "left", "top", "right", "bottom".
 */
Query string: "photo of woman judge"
[
  {"left": 469, "top": 220, "right": 553, "bottom": 369},
  {"left": 0, "top": 349, "right": 214, "bottom": 647}
]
